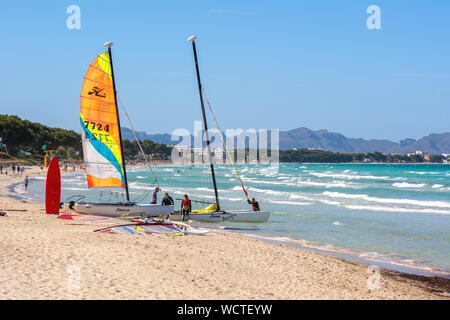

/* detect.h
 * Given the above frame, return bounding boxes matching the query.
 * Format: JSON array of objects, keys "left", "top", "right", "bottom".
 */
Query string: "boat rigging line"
[{"left": 200, "top": 87, "right": 250, "bottom": 203}]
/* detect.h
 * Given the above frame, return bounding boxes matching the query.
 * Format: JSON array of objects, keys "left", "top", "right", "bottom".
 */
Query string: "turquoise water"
[{"left": 17, "top": 163, "right": 450, "bottom": 274}]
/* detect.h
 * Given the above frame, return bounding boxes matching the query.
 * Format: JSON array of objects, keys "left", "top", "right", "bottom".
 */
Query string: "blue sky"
[{"left": 0, "top": 0, "right": 449, "bottom": 141}]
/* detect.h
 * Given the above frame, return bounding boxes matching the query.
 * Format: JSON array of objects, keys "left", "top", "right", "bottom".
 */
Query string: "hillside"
[
  {"left": 279, "top": 127, "right": 450, "bottom": 154},
  {"left": 0, "top": 115, "right": 171, "bottom": 161},
  {"left": 0, "top": 114, "right": 82, "bottom": 161},
  {"left": 121, "top": 126, "right": 450, "bottom": 154}
]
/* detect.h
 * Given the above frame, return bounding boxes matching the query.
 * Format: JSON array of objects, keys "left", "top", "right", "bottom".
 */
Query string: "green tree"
[{"left": 56, "top": 146, "right": 68, "bottom": 159}]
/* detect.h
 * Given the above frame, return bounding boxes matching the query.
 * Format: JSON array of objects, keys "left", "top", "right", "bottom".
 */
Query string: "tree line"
[
  {"left": 0, "top": 114, "right": 82, "bottom": 161},
  {"left": 0, "top": 115, "right": 171, "bottom": 162},
  {"left": 279, "top": 149, "right": 445, "bottom": 163}
]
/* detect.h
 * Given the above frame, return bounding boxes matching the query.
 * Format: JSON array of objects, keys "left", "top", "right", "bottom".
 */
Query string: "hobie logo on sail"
[{"left": 88, "top": 86, "right": 106, "bottom": 98}]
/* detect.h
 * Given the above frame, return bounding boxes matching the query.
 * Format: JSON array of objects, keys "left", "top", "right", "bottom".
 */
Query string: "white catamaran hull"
[
  {"left": 169, "top": 210, "right": 270, "bottom": 223},
  {"left": 73, "top": 203, "right": 174, "bottom": 218}
]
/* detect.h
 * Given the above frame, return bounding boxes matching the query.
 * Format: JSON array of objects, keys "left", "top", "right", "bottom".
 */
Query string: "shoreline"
[
  {"left": 1, "top": 166, "right": 449, "bottom": 299},
  {"left": 11, "top": 169, "right": 450, "bottom": 279},
  {"left": 10, "top": 173, "right": 450, "bottom": 279}
]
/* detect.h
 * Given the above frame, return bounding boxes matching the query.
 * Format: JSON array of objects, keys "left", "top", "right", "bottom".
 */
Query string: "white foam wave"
[
  {"left": 309, "top": 171, "right": 406, "bottom": 181},
  {"left": 318, "top": 199, "right": 343, "bottom": 206},
  {"left": 323, "top": 191, "right": 450, "bottom": 209},
  {"left": 196, "top": 187, "right": 214, "bottom": 192},
  {"left": 267, "top": 200, "right": 313, "bottom": 206},
  {"left": 392, "top": 182, "right": 426, "bottom": 188},
  {"left": 247, "top": 186, "right": 287, "bottom": 196},
  {"left": 289, "top": 194, "right": 314, "bottom": 201},
  {"left": 344, "top": 204, "right": 450, "bottom": 215},
  {"left": 297, "top": 179, "right": 356, "bottom": 189}
]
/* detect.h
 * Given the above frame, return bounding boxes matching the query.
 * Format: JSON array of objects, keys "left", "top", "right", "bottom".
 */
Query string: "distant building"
[
  {"left": 407, "top": 150, "right": 424, "bottom": 157},
  {"left": 172, "top": 146, "right": 224, "bottom": 164},
  {"left": 442, "top": 153, "right": 449, "bottom": 164}
]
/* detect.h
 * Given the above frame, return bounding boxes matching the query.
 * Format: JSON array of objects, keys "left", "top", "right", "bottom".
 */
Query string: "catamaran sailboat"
[
  {"left": 169, "top": 36, "right": 270, "bottom": 223},
  {"left": 73, "top": 42, "right": 173, "bottom": 218}
]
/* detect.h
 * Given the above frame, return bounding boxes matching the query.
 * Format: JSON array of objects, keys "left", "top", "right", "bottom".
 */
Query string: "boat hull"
[
  {"left": 73, "top": 202, "right": 174, "bottom": 218},
  {"left": 169, "top": 210, "right": 270, "bottom": 223}
]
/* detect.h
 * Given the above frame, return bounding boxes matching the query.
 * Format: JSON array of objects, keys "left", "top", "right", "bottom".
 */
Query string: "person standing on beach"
[
  {"left": 12, "top": 165, "right": 16, "bottom": 176},
  {"left": 20, "top": 166, "right": 24, "bottom": 176},
  {"left": 181, "top": 194, "right": 191, "bottom": 216},
  {"left": 24, "top": 176, "right": 29, "bottom": 190},
  {"left": 0, "top": 165, "right": 2, "bottom": 174},
  {"left": 150, "top": 187, "right": 160, "bottom": 204}
]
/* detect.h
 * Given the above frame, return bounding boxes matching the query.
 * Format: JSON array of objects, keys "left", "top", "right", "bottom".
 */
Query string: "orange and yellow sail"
[{"left": 80, "top": 51, "right": 125, "bottom": 188}]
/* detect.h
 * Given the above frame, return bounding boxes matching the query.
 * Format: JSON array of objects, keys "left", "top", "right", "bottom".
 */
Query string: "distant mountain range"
[{"left": 121, "top": 127, "right": 450, "bottom": 155}]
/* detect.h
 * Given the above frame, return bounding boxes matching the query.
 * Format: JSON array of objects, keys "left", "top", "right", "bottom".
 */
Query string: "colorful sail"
[{"left": 80, "top": 51, "right": 125, "bottom": 188}]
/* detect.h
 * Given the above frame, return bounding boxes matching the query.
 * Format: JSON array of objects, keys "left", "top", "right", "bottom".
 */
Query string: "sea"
[{"left": 11, "top": 163, "right": 450, "bottom": 276}]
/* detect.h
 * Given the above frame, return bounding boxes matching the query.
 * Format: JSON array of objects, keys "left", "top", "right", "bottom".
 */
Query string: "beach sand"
[{"left": 0, "top": 166, "right": 449, "bottom": 300}]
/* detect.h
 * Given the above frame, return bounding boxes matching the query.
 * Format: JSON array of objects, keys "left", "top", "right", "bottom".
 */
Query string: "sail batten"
[{"left": 80, "top": 51, "right": 125, "bottom": 189}]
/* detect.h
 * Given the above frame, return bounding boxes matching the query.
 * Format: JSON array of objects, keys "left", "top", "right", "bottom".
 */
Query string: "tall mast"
[
  {"left": 104, "top": 42, "right": 130, "bottom": 202},
  {"left": 188, "top": 36, "right": 220, "bottom": 211}
]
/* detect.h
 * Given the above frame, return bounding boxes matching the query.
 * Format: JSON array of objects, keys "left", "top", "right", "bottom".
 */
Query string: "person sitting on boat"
[
  {"left": 247, "top": 197, "right": 260, "bottom": 211},
  {"left": 181, "top": 194, "right": 191, "bottom": 216},
  {"left": 161, "top": 193, "right": 174, "bottom": 206},
  {"left": 151, "top": 187, "right": 160, "bottom": 204}
]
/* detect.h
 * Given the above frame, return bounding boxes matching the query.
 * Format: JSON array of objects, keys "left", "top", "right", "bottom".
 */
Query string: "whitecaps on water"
[
  {"left": 322, "top": 191, "right": 450, "bottom": 209},
  {"left": 267, "top": 200, "right": 313, "bottom": 206},
  {"left": 392, "top": 182, "right": 426, "bottom": 188},
  {"left": 344, "top": 204, "right": 450, "bottom": 215},
  {"left": 308, "top": 171, "right": 406, "bottom": 181}
]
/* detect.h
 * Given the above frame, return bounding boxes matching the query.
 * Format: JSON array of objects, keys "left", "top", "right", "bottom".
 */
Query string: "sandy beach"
[{"left": 0, "top": 166, "right": 449, "bottom": 300}]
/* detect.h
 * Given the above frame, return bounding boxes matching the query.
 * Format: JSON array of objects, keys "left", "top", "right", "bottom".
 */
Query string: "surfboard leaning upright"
[{"left": 45, "top": 156, "right": 61, "bottom": 214}]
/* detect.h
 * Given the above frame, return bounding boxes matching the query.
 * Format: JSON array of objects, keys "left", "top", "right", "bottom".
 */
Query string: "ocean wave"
[
  {"left": 237, "top": 233, "right": 449, "bottom": 276},
  {"left": 308, "top": 172, "right": 405, "bottom": 181},
  {"left": 392, "top": 182, "right": 426, "bottom": 188},
  {"left": 297, "top": 179, "right": 357, "bottom": 189},
  {"left": 405, "top": 171, "right": 441, "bottom": 175},
  {"left": 323, "top": 191, "right": 450, "bottom": 209},
  {"left": 196, "top": 187, "right": 214, "bottom": 192},
  {"left": 266, "top": 200, "right": 313, "bottom": 206},
  {"left": 344, "top": 204, "right": 450, "bottom": 215},
  {"left": 318, "top": 199, "right": 343, "bottom": 206},
  {"left": 247, "top": 186, "right": 289, "bottom": 196},
  {"left": 289, "top": 194, "right": 315, "bottom": 201},
  {"left": 128, "top": 182, "right": 154, "bottom": 189}
]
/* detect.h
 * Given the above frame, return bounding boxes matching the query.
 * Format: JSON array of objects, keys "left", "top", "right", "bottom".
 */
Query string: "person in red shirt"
[
  {"left": 181, "top": 194, "right": 191, "bottom": 221},
  {"left": 247, "top": 198, "right": 260, "bottom": 211}
]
